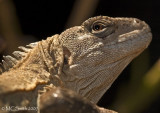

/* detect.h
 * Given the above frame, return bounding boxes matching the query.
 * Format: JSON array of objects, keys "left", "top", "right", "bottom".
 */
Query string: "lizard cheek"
[{"left": 78, "top": 34, "right": 91, "bottom": 40}]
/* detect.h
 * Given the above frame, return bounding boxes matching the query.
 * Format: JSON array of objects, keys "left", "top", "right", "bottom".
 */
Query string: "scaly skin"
[
  {"left": 0, "top": 16, "right": 152, "bottom": 113},
  {"left": 59, "top": 16, "right": 152, "bottom": 103}
]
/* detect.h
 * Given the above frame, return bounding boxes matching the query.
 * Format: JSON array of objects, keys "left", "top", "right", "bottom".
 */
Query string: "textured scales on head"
[{"left": 59, "top": 16, "right": 152, "bottom": 103}]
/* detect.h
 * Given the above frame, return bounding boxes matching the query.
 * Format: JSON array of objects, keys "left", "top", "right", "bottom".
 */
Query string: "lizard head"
[{"left": 59, "top": 16, "right": 152, "bottom": 103}]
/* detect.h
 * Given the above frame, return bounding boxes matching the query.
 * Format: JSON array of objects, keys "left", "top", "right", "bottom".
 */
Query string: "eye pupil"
[
  {"left": 92, "top": 23, "right": 104, "bottom": 31},
  {"left": 94, "top": 25, "right": 100, "bottom": 30}
]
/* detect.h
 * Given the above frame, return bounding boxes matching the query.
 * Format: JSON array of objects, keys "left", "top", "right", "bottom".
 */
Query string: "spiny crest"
[{"left": 0, "top": 42, "right": 38, "bottom": 74}]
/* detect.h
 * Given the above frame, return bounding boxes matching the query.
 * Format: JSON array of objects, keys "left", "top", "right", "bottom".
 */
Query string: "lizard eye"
[{"left": 92, "top": 23, "right": 105, "bottom": 31}]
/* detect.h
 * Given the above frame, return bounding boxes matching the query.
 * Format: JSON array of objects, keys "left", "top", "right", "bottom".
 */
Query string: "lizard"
[{"left": 0, "top": 16, "right": 152, "bottom": 113}]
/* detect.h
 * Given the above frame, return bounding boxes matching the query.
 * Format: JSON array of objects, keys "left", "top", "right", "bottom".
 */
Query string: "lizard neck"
[
  {"left": 61, "top": 53, "right": 138, "bottom": 104},
  {"left": 0, "top": 35, "right": 64, "bottom": 108},
  {"left": 0, "top": 35, "right": 63, "bottom": 93}
]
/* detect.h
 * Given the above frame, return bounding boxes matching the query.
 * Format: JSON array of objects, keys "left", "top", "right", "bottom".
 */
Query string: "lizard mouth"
[
  {"left": 117, "top": 18, "right": 152, "bottom": 45},
  {"left": 118, "top": 29, "right": 151, "bottom": 43},
  {"left": 102, "top": 23, "right": 152, "bottom": 66}
]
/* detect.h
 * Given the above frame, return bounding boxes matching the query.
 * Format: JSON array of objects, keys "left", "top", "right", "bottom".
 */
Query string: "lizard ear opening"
[{"left": 63, "top": 47, "right": 71, "bottom": 65}]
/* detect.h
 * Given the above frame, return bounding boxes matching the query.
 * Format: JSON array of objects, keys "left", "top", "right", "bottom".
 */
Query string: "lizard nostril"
[
  {"left": 132, "top": 19, "right": 142, "bottom": 28},
  {"left": 133, "top": 19, "right": 140, "bottom": 24}
]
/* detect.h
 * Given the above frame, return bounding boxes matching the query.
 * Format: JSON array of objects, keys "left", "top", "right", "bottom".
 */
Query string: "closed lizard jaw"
[
  {"left": 118, "top": 18, "right": 152, "bottom": 44},
  {"left": 101, "top": 17, "right": 152, "bottom": 65},
  {"left": 106, "top": 17, "right": 152, "bottom": 53}
]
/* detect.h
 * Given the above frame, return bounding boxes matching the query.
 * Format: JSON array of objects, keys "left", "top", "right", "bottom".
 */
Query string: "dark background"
[
  {"left": 0, "top": 0, "right": 160, "bottom": 113},
  {"left": 12, "top": 0, "right": 159, "bottom": 63}
]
